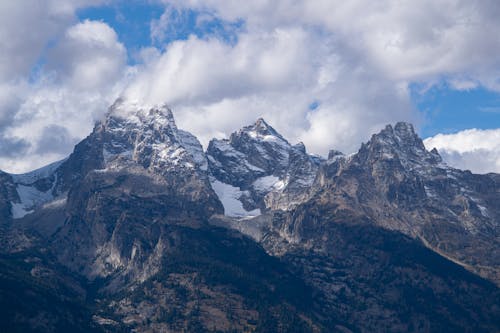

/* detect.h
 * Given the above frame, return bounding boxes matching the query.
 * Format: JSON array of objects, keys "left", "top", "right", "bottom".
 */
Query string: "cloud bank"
[
  {"left": 1, "top": 0, "right": 500, "bottom": 173},
  {"left": 0, "top": 2, "right": 126, "bottom": 172},
  {"left": 424, "top": 128, "right": 500, "bottom": 174}
]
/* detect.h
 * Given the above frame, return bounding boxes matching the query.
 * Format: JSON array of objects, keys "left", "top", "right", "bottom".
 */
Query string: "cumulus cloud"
[
  {"left": 0, "top": 3, "right": 127, "bottom": 173},
  {"left": 424, "top": 129, "right": 500, "bottom": 174},
  {"left": 47, "top": 20, "right": 126, "bottom": 90},
  {"left": 0, "top": 0, "right": 105, "bottom": 82},
  {"left": 164, "top": 0, "right": 500, "bottom": 88},
  {"left": 2, "top": 0, "right": 500, "bottom": 174},
  {"left": 128, "top": 0, "right": 500, "bottom": 164},
  {"left": 124, "top": 21, "right": 415, "bottom": 155}
]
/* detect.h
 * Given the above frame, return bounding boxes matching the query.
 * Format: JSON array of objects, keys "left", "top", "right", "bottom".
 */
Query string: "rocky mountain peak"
[
  {"left": 394, "top": 121, "right": 416, "bottom": 135},
  {"left": 232, "top": 117, "right": 289, "bottom": 145},
  {"left": 371, "top": 122, "right": 423, "bottom": 149},
  {"left": 106, "top": 99, "right": 177, "bottom": 131},
  {"left": 292, "top": 142, "right": 306, "bottom": 154},
  {"left": 252, "top": 117, "right": 280, "bottom": 135},
  {"left": 2, "top": 102, "right": 500, "bottom": 333},
  {"left": 358, "top": 121, "right": 442, "bottom": 170},
  {"left": 94, "top": 99, "right": 208, "bottom": 173},
  {"left": 207, "top": 118, "right": 321, "bottom": 215},
  {"left": 3, "top": 100, "right": 213, "bottom": 220},
  {"left": 327, "top": 149, "right": 344, "bottom": 160}
]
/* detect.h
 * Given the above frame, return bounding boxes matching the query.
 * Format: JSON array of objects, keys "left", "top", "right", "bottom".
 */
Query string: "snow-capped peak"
[
  {"left": 106, "top": 98, "right": 176, "bottom": 130},
  {"left": 236, "top": 117, "right": 289, "bottom": 146},
  {"left": 207, "top": 118, "right": 322, "bottom": 214},
  {"left": 98, "top": 98, "right": 208, "bottom": 173}
]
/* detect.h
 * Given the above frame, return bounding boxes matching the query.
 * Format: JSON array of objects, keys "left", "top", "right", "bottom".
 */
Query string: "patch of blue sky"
[
  {"left": 151, "top": 5, "right": 243, "bottom": 48},
  {"left": 411, "top": 82, "right": 500, "bottom": 137},
  {"left": 76, "top": 2, "right": 243, "bottom": 64},
  {"left": 76, "top": 2, "right": 164, "bottom": 61},
  {"left": 308, "top": 100, "right": 320, "bottom": 111}
]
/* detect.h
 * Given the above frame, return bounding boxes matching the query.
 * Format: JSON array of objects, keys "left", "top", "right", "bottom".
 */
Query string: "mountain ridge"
[{"left": 0, "top": 100, "right": 499, "bottom": 332}]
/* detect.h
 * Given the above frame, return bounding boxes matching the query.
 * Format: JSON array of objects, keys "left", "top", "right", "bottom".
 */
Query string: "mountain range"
[{"left": 0, "top": 99, "right": 499, "bottom": 332}]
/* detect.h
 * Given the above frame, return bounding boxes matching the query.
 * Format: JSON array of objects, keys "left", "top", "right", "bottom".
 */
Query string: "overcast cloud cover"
[{"left": 0, "top": 0, "right": 499, "bottom": 173}]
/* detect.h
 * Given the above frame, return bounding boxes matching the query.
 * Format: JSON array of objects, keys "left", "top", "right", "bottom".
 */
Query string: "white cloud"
[
  {"left": 424, "top": 129, "right": 500, "bottom": 174},
  {"left": 0, "top": 3, "right": 127, "bottom": 173},
  {"left": 124, "top": 26, "right": 415, "bottom": 155},
  {"left": 0, "top": 0, "right": 106, "bottom": 81},
  {"left": 47, "top": 20, "right": 126, "bottom": 90},
  {"left": 126, "top": 28, "right": 316, "bottom": 104},
  {"left": 131, "top": 0, "right": 500, "bottom": 166},
  {"left": 164, "top": 0, "right": 500, "bottom": 87},
  {"left": 2, "top": 0, "right": 500, "bottom": 175}
]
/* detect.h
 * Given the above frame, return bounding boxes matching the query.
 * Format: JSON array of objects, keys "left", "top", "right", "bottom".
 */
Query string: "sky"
[{"left": 0, "top": 0, "right": 499, "bottom": 174}]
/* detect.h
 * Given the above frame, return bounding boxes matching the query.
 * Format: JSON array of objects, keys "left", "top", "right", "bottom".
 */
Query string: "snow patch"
[
  {"left": 11, "top": 183, "right": 55, "bottom": 219},
  {"left": 210, "top": 178, "right": 261, "bottom": 218},
  {"left": 469, "top": 196, "right": 490, "bottom": 217},
  {"left": 247, "top": 131, "right": 284, "bottom": 144},
  {"left": 11, "top": 202, "right": 33, "bottom": 219},
  {"left": 42, "top": 197, "right": 67, "bottom": 209},
  {"left": 477, "top": 204, "right": 489, "bottom": 217},
  {"left": 382, "top": 153, "right": 395, "bottom": 159},
  {"left": 424, "top": 185, "right": 438, "bottom": 199},
  {"left": 244, "top": 160, "right": 265, "bottom": 172}
]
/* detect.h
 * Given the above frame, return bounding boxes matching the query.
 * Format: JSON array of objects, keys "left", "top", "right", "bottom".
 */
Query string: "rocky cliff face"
[{"left": 0, "top": 102, "right": 499, "bottom": 332}]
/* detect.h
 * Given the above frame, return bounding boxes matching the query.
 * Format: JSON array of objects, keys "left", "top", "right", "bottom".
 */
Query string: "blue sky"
[
  {"left": 77, "top": 2, "right": 243, "bottom": 60},
  {"left": 77, "top": 2, "right": 164, "bottom": 54},
  {"left": 0, "top": 1, "right": 499, "bottom": 173},
  {"left": 411, "top": 83, "right": 500, "bottom": 137}
]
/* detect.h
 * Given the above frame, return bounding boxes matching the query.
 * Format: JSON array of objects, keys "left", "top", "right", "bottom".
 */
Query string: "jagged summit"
[
  {"left": 94, "top": 99, "right": 208, "bottom": 173},
  {"left": 357, "top": 121, "right": 443, "bottom": 169},
  {"left": 293, "top": 142, "right": 307, "bottom": 154},
  {"left": 208, "top": 118, "right": 292, "bottom": 179},
  {"left": 373, "top": 122, "right": 426, "bottom": 150},
  {"left": 371, "top": 122, "right": 420, "bottom": 145},
  {"left": 232, "top": 117, "right": 289, "bottom": 145},
  {"left": 327, "top": 149, "right": 344, "bottom": 160},
  {"left": 207, "top": 118, "right": 322, "bottom": 215}
]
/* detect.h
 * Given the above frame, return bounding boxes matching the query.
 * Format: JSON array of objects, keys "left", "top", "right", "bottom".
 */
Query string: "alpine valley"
[{"left": 0, "top": 99, "right": 499, "bottom": 332}]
